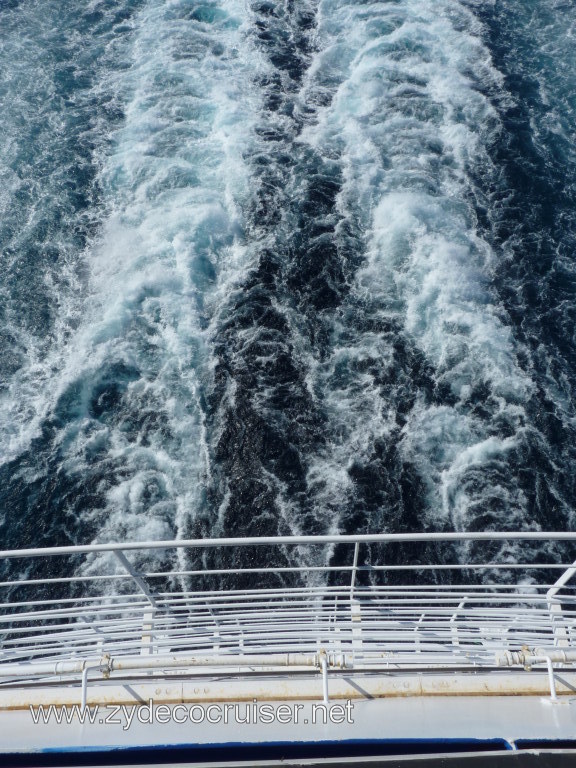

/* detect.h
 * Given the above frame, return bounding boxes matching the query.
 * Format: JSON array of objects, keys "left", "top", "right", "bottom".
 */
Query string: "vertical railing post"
[
  {"left": 350, "top": 543, "right": 363, "bottom": 661},
  {"left": 350, "top": 542, "right": 360, "bottom": 600},
  {"left": 141, "top": 611, "right": 155, "bottom": 656},
  {"left": 450, "top": 597, "right": 468, "bottom": 649},
  {"left": 546, "top": 558, "right": 576, "bottom": 648},
  {"left": 544, "top": 656, "right": 559, "bottom": 702},
  {"left": 319, "top": 650, "right": 329, "bottom": 705}
]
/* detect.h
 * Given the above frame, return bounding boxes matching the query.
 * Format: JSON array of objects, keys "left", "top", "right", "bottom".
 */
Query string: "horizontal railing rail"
[{"left": 2, "top": 529, "right": 576, "bottom": 559}]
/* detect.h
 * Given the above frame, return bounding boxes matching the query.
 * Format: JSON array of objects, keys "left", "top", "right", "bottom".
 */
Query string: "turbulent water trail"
[
  {"left": 190, "top": 0, "right": 358, "bottom": 546},
  {"left": 1, "top": 0, "right": 576, "bottom": 581},
  {"left": 300, "top": 0, "right": 533, "bottom": 545},
  {"left": 470, "top": 0, "right": 576, "bottom": 534},
  {"left": 0, "top": 0, "right": 260, "bottom": 566}
]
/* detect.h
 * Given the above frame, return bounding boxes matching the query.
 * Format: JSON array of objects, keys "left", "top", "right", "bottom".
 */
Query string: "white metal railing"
[{"left": 0, "top": 532, "right": 575, "bottom": 694}]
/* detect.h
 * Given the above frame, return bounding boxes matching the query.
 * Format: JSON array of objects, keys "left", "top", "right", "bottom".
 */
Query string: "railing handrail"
[
  {"left": 1, "top": 531, "right": 575, "bottom": 698},
  {"left": 1, "top": 530, "right": 575, "bottom": 560}
]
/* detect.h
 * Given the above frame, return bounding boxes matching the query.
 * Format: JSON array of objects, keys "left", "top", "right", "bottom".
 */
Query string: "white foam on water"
[
  {"left": 74, "top": 0, "right": 264, "bottom": 550},
  {"left": 0, "top": 0, "right": 263, "bottom": 556},
  {"left": 0, "top": 0, "right": 108, "bottom": 460},
  {"left": 299, "top": 0, "right": 534, "bottom": 531}
]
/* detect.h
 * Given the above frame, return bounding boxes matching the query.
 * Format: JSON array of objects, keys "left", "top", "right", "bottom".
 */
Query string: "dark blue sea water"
[{"left": 1, "top": 0, "right": 576, "bottom": 577}]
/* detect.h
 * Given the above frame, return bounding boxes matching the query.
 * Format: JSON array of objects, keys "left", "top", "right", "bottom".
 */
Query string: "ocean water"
[{"left": 1, "top": 0, "right": 575, "bottom": 579}]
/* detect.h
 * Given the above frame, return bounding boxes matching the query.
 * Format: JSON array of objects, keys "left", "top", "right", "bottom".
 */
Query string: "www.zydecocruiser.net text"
[{"left": 29, "top": 699, "right": 355, "bottom": 729}]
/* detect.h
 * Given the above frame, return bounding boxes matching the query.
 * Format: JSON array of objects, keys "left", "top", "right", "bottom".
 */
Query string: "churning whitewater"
[{"left": 1, "top": 0, "right": 576, "bottom": 576}]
